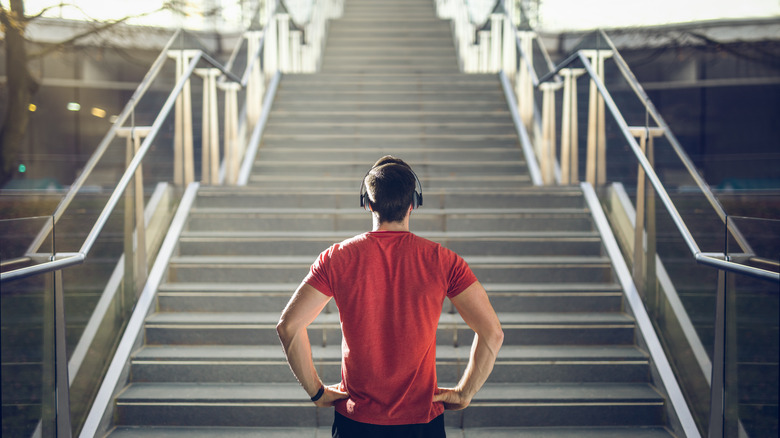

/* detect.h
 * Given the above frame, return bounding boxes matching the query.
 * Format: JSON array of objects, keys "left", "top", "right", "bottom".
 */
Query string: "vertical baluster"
[
  {"left": 517, "top": 31, "right": 534, "bottom": 132},
  {"left": 540, "top": 82, "right": 560, "bottom": 185},
  {"left": 182, "top": 51, "right": 197, "bottom": 185},
  {"left": 118, "top": 127, "right": 152, "bottom": 301},
  {"left": 196, "top": 68, "right": 220, "bottom": 185},
  {"left": 560, "top": 68, "right": 585, "bottom": 184},
  {"left": 246, "top": 31, "right": 264, "bottom": 126},
  {"left": 278, "top": 13, "right": 290, "bottom": 72},
  {"left": 502, "top": 13, "right": 516, "bottom": 80},
  {"left": 291, "top": 30, "right": 302, "bottom": 73},
  {"left": 264, "top": 17, "right": 278, "bottom": 78},
  {"left": 629, "top": 126, "right": 663, "bottom": 302},
  {"left": 169, "top": 51, "right": 184, "bottom": 186},
  {"left": 583, "top": 50, "right": 612, "bottom": 186},
  {"left": 490, "top": 14, "right": 502, "bottom": 73},
  {"left": 222, "top": 83, "right": 241, "bottom": 185}
]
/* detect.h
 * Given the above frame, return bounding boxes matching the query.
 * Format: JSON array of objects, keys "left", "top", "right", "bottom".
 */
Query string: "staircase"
[{"left": 104, "top": 0, "right": 678, "bottom": 436}]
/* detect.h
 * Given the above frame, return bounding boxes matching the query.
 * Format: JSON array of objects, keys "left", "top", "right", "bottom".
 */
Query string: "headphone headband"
[{"left": 359, "top": 162, "right": 423, "bottom": 210}]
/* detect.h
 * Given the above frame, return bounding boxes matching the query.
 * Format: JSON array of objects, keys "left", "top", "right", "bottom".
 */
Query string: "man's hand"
[
  {"left": 313, "top": 383, "right": 349, "bottom": 408},
  {"left": 433, "top": 386, "right": 470, "bottom": 411}
]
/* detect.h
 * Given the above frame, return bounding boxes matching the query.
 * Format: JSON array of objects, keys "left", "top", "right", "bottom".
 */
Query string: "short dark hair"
[{"left": 364, "top": 156, "right": 416, "bottom": 223}]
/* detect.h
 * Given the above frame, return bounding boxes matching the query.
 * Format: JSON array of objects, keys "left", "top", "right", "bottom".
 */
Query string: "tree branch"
[
  {"left": 27, "top": 3, "right": 172, "bottom": 60},
  {"left": 24, "top": 2, "right": 68, "bottom": 22}
]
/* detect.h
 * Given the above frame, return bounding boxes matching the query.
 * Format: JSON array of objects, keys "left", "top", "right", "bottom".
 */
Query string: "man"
[{"left": 277, "top": 156, "right": 504, "bottom": 437}]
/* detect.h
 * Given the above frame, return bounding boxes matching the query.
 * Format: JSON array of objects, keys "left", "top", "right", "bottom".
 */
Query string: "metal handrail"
[
  {"left": 597, "top": 29, "right": 755, "bottom": 257},
  {"left": 21, "top": 28, "right": 183, "bottom": 258},
  {"left": 0, "top": 256, "right": 32, "bottom": 269},
  {"left": 0, "top": 51, "right": 204, "bottom": 283},
  {"left": 531, "top": 40, "right": 777, "bottom": 284},
  {"left": 1, "top": 25, "right": 259, "bottom": 284}
]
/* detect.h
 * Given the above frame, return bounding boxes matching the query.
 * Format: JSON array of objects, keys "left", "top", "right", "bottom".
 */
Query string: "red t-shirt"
[{"left": 304, "top": 231, "right": 477, "bottom": 425}]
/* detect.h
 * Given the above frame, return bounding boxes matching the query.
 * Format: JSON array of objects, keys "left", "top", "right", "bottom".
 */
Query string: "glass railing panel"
[
  {"left": 53, "top": 87, "right": 181, "bottom": 435},
  {"left": 725, "top": 216, "right": 779, "bottom": 438},
  {"left": 61, "top": 185, "right": 135, "bottom": 435},
  {"left": 1, "top": 216, "right": 56, "bottom": 437}
]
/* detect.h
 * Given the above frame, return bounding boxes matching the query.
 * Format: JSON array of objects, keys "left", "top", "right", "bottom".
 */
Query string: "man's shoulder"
[{"left": 325, "top": 233, "right": 371, "bottom": 255}]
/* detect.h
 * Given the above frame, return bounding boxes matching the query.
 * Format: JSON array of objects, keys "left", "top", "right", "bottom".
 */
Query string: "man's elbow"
[
  {"left": 276, "top": 318, "right": 295, "bottom": 344},
  {"left": 485, "top": 324, "right": 504, "bottom": 353}
]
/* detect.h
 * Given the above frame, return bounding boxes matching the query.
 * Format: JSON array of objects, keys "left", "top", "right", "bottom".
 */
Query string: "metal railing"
[
  {"left": 436, "top": 0, "right": 780, "bottom": 436},
  {"left": 0, "top": 1, "right": 343, "bottom": 435}
]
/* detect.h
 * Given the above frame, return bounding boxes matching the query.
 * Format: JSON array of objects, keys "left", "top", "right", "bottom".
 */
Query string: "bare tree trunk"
[{"left": 0, "top": 0, "right": 39, "bottom": 187}]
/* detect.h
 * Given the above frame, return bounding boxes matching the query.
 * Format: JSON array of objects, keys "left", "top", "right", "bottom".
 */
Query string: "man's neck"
[{"left": 372, "top": 212, "right": 411, "bottom": 232}]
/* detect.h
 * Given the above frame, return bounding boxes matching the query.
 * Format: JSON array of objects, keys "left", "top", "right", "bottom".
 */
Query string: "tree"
[
  {"left": 0, "top": 1, "right": 178, "bottom": 187},
  {"left": 0, "top": 0, "right": 38, "bottom": 187}
]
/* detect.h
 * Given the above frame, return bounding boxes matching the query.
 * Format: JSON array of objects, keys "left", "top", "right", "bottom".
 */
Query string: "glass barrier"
[
  {"left": 1, "top": 216, "right": 55, "bottom": 437},
  {"left": 724, "top": 216, "right": 779, "bottom": 438},
  {"left": 2, "top": 1, "right": 339, "bottom": 433}
]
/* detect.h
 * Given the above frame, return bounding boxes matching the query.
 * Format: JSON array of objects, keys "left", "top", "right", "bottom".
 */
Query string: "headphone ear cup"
[{"left": 361, "top": 192, "right": 370, "bottom": 210}]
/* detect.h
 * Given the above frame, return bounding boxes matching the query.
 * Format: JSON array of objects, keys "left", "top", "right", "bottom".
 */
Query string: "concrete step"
[
  {"left": 320, "top": 57, "right": 459, "bottom": 69},
  {"left": 260, "top": 136, "right": 520, "bottom": 148},
  {"left": 183, "top": 208, "right": 594, "bottom": 233},
  {"left": 325, "top": 38, "right": 455, "bottom": 49},
  {"left": 247, "top": 174, "right": 532, "bottom": 190},
  {"left": 268, "top": 99, "right": 509, "bottom": 111},
  {"left": 128, "top": 344, "right": 649, "bottom": 384},
  {"left": 155, "top": 282, "right": 623, "bottom": 314},
  {"left": 320, "top": 66, "right": 460, "bottom": 74},
  {"left": 331, "top": 18, "right": 448, "bottom": 27},
  {"left": 327, "top": 28, "right": 453, "bottom": 39},
  {"left": 272, "top": 88, "right": 501, "bottom": 102},
  {"left": 107, "top": 426, "right": 675, "bottom": 438},
  {"left": 280, "top": 73, "right": 497, "bottom": 85},
  {"left": 461, "top": 383, "right": 665, "bottom": 427},
  {"left": 322, "top": 47, "right": 458, "bottom": 58},
  {"left": 265, "top": 112, "right": 510, "bottom": 124},
  {"left": 176, "top": 231, "right": 604, "bottom": 257},
  {"left": 249, "top": 160, "right": 525, "bottom": 175},
  {"left": 142, "top": 311, "right": 633, "bottom": 346},
  {"left": 262, "top": 124, "right": 514, "bottom": 136},
  {"left": 192, "top": 188, "right": 587, "bottom": 209},
  {"left": 166, "top": 256, "right": 612, "bottom": 284},
  {"left": 107, "top": 426, "right": 333, "bottom": 438},
  {"left": 254, "top": 148, "right": 524, "bottom": 166},
  {"left": 113, "top": 382, "right": 662, "bottom": 428}
]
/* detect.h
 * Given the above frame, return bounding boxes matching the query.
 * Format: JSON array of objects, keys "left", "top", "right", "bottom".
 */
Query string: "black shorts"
[{"left": 332, "top": 411, "right": 446, "bottom": 438}]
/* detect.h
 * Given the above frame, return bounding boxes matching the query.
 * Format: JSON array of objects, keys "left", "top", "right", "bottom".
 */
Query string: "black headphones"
[{"left": 359, "top": 162, "right": 423, "bottom": 210}]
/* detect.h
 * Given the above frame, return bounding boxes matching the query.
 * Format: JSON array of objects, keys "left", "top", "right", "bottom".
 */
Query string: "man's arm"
[
  {"left": 277, "top": 281, "right": 349, "bottom": 407},
  {"left": 433, "top": 281, "right": 503, "bottom": 410}
]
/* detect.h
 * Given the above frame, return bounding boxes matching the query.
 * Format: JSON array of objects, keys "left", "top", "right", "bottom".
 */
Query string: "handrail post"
[
  {"left": 118, "top": 127, "right": 151, "bottom": 301},
  {"left": 502, "top": 12, "right": 516, "bottom": 80},
  {"left": 221, "top": 82, "right": 241, "bottom": 185},
  {"left": 560, "top": 68, "right": 585, "bottom": 184},
  {"left": 490, "top": 14, "right": 502, "bottom": 73},
  {"left": 517, "top": 31, "right": 535, "bottom": 132},
  {"left": 168, "top": 50, "right": 198, "bottom": 186},
  {"left": 278, "top": 13, "right": 290, "bottom": 72},
  {"left": 291, "top": 30, "right": 302, "bottom": 73},
  {"left": 540, "top": 82, "right": 560, "bottom": 185},
  {"left": 478, "top": 30, "right": 490, "bottom": 73},
  {"left": 246, "top": 31, "right": 264, "bottom": 126},
  {"left": 264, "top": 16, "right": 278, "bottom": 80},
  {"left": 583, "top": 50, "right": 612, "bottom": 186},
  {"left": 195, "top": 68, "right": 221, "bottom": 185},
  {"left": 709, "top": 269, "right": 726, "bottom": 438},
  {"left": 54, "top": 270, "right": 73, "bottom": 437},
  {"left": 629, "top": 126, "right": 663, "bottom": 308}
]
